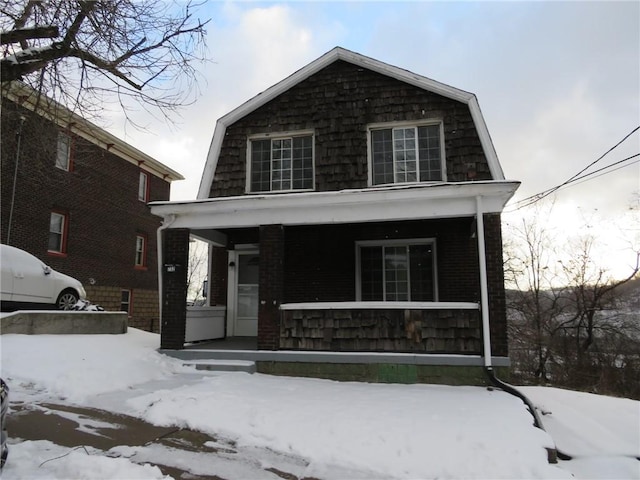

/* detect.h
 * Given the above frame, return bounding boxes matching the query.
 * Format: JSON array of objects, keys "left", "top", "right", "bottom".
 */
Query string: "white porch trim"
[
  {"left": 280, "top": 301, "right": 479, "bottom": 310},
  {"left": 151, "top": 181, "right": 519, "bottom": 236}
]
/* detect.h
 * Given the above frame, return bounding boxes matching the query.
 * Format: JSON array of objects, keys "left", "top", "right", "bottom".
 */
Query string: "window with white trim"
[
  {"left": 370, "top": 123, "right": 443, "bottom": 185},
  {"left": 48, "top": 211, "right": 68, "bottom": 254},
  {"left": 357, "top": 239, "right": 436, "bottom": 301},
  {"left": 249, "top": 134, "right": 313, "bottom": 192},
  {"left": 56, "top": 132, "right": 72, "bottom": 171},
  {"left": 135, "top": 234, "right": 147, "bottom": 268},
  {"left": 138, "top": 171, "right": 149, "bottom": 202}
]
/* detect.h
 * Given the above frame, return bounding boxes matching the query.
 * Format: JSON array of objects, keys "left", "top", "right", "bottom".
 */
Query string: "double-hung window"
[
  {"left": 370, "top": 123, "right": 444, "bottom": 185},
  {"left": 249, "top": 133, "right": 313, "bottom": 192},
  {"left": 56, "top": 132, "right": 73, "bottom": 171},
  {"left": 357, "top": 239, "right": 437, "bottom": 302},
  {"left": 48, "top": 211, "right": 68, "bottom": 254},
  {"left": 138, "top": 171, "right": 149, "bottom": 202},
  {"left": 135, "top": 234, "right": 147, "bottom": 268}
]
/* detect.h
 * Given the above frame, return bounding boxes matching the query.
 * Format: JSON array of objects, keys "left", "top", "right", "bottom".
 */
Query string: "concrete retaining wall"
[{"left": 1, "top": 311, "right": 128, "bottom": 335}]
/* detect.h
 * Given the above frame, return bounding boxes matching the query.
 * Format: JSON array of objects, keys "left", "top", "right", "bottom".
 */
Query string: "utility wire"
[
  {"left": 509, "top": 126, "right": 640, "bottom": 210},
  {"left": 505, "top": 152, "right": 640, "bottom": 213}
]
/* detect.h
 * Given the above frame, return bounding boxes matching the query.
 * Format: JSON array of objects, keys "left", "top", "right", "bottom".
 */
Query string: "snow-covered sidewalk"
[{"left": 1, "top": 329, "right": 638, "bottom": 479}]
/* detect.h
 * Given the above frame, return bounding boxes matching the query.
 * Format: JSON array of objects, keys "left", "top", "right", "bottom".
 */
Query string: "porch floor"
[{"left": 184, "top": 337, "right": 258, "bottom": 351}]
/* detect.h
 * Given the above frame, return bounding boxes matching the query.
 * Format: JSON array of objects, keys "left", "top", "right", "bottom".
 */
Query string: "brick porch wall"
[{"left": 160, "top": 228, "right": 189, "bottom": 349}]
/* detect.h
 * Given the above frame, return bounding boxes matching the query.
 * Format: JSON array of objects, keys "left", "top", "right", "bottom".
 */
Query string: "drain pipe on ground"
[
  {"left": 156, "top": 214, "right": 177, "bottom": 336},
  {"left": 475, "top": 197, "right": 563, "bottom": 459}
]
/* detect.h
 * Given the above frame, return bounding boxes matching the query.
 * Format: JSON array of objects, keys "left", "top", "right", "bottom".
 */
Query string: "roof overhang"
[
  {"left": 197, "top": 47, "right": 505, "bottom": 199},
  {"left": 2, "top": 81, "right": 184, "bottom": 182},
  {"left": 151, "top": 181, "right": 520, "bottom": 237}
]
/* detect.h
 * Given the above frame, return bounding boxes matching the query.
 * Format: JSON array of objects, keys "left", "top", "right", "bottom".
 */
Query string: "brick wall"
[
  {"left": 258, "top": 225, "right": 283, "bottom": 350},
  {"left": 86, "top": 286, "right": 159, "bottom": 332},
  {"left": 160, "top": 228, "right": 189, "bottom": 349},
  {"left": 208, "top": 246, "right": 228, "bottom": 305},
  {"left": 210, "top": 60, "right": 492, "bottom": 197},
  {"left": 1, "top": 96, "right": 170, "bottom": 332}
]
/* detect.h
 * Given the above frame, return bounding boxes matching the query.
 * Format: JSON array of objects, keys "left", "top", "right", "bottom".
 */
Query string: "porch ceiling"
[{"left": 150, "top": 181, "right": 520, "bottom": 233}]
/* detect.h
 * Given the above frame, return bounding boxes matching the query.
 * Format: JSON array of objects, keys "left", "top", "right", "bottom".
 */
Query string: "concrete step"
[{"left": 183, "top": 359, "right": 256, "bottom": 373}]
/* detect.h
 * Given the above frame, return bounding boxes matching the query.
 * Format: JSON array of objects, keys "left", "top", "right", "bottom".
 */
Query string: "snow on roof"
[{"left": 197, "top": 46, "right": 504, "bottom": 199}]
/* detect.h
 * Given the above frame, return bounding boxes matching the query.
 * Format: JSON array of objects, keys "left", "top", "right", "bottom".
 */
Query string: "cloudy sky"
[{"left": 107, "top": 1, "right": 639, "bottom": 278}]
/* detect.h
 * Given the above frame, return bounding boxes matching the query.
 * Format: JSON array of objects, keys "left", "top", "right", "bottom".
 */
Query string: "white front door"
[{"left": 233, "top": 251, "right": 259, "bottom": 336}]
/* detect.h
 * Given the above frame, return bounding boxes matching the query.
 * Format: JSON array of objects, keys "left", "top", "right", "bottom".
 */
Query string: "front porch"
[{"left": 152, "top": 182, "right": 518, "bottom": 383}]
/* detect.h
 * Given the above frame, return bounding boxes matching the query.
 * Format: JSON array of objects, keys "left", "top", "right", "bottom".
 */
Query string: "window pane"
[
  {"left": 418, "top": 125, "right": 442, "bottom": 181},
  {"left": 371, "top": 129, "right": 394, "bottom": 185},
  {"left": 292, "top": 136, "right": 313, "bottom": 189},
  {"left": 271, "top": 138, "right": 292, "bottom": 191},
  {"left": 48, "top": 213, "right": 64, "bottom": 252},
  {"left": 56, "top": 133, "right": 70, "bottom": 170},
  {"left": 393, "top": 128, "right": 417, "bottom": 183},
  {"left": 409, "top": 244, "right": 435, "bottom": 301},
  {"left": 250, "top": 139, "right": 271, "bottom": 192},
  {"left": 135, "top": 236, "right": 145, "bottom": 266},
  {"left": 384, "top": 246, "right": 409, "bottom": 301},
  {"left": 138, "top": 172, "right": 148, "bottom": 201},
  {"left": 360, "top": 247, "right": 383, "bottom": 301}
]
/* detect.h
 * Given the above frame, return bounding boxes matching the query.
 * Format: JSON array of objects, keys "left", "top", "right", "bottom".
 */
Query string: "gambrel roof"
[{"left": 198, "top": 46, "right": 504, "bottom": 199}]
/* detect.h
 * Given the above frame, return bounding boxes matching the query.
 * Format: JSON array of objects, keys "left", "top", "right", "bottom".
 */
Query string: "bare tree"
[
  {"left": 1, "top": 0, "right": 209, "bottom": 124},
  {"left": 504, "top": 202, "right": 640, "bottom": 397},
  {"left": 187, "top": 238, "right": 208, "bottom": 304}
]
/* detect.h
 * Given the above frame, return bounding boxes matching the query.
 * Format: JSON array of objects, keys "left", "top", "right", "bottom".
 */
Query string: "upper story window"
[
  {"left": 356, "top": 239, "right": 437, "bottom": 302},
  {"left": 48, "top": 211, "right": 68, "bottom": 255},
  {"left": 56, "top": 132, "right": 73, "bottom": 171},
  {"left": 248, "top": 133, "right": 314, "bottom": 192},
  {"left": 138, "top": 171, "right": 149, "bottom": 202},
  {"left": 369, "top": 123, "right": 444, "bottom": 186}
]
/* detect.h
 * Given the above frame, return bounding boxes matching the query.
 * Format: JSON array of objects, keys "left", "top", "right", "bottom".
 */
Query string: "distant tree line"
[{"left": 504, "top": 202, "right": 640, "bottom": 399}]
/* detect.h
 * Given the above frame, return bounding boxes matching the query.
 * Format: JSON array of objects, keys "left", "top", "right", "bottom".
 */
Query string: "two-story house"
[
  {"left": 1, "top": 82, "right": 183, "bottom": 332},
  {"left": 150, "top": 48, "right": 520, "bottom": 383}
]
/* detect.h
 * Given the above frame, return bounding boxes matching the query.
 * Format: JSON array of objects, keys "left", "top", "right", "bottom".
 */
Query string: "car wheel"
[{"left": 56, "top": 289, "right": 79, "bottom": 310}]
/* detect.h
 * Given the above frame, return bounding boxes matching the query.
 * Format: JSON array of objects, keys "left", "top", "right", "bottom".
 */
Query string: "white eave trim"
[
  {"left": 197, "top": 47, "right": 505, "bottom": 199},
  {"left": 153, "top": 181, "right": 520, "bottom": 230}
]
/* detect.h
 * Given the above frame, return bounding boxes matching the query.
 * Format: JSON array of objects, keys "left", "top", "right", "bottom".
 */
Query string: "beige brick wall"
[{"left": 85, "top": 286, "right": 160, "bottom": 333}]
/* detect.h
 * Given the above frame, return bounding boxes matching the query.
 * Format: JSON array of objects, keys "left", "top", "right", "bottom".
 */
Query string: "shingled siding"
[
  {"left": 280, "top": 308, "right": 482, "bottom": 354},
  {"left": 209, "top": 60, "right": 491, "bottom": 198},
  {"left": 282, "top": 219, "right": 479, "bottom": 304}
]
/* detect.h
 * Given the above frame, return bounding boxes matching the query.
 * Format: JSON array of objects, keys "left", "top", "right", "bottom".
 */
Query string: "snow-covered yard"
[{"left": 0, "top": 328, "right": 638, "bottom": 479}]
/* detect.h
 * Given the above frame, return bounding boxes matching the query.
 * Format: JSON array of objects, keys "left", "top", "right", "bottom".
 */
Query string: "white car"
[{"left": 0, "top": 244, "right": 86, "bottom": 311}]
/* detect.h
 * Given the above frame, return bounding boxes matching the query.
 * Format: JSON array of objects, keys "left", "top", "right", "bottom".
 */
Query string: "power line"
[
  {"left": 509, "top": 126, "right": 640, "bottom": 211},
  {"left": 505, "top": 152, "right": 640, "bottom": 213}
]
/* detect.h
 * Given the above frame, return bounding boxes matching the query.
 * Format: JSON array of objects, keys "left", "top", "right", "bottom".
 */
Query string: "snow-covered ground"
[{"left": 0, "top": 328, "right": 638, "bottom": 479}]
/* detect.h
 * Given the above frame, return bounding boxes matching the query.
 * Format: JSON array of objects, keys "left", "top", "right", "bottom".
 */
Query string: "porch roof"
[{"left": 150, "top": 181, "right": 519, "bottom": 244}]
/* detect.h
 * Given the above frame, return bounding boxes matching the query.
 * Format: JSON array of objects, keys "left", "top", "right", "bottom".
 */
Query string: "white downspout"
[
  {"left": 475, "top": 196, "right": 492, "bottom": 367},
  {"left": 156, "top": 214, "right": 177, "bottom": 335}
]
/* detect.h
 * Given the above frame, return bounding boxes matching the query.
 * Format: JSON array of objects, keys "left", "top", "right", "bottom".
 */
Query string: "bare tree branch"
[{"left": 0, "top": 0, "right": 209, "bottom": 126}]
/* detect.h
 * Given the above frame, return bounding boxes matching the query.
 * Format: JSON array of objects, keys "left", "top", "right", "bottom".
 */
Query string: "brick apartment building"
[{"left": 1, "top": 82, "right": 183, "bottom": 332}]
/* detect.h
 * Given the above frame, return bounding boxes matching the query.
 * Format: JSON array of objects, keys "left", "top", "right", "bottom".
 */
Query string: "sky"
[
  {"left": 105, "top": 1, "right": 640, "bottom": 278},
  {"left": 1, "top": 328, "right": 638, "bottom": 479}
]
